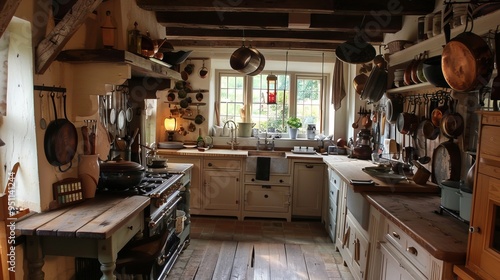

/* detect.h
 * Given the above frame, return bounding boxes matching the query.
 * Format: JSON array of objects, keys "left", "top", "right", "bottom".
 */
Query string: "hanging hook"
[{"left": 39, "top": 84, "right": 44, "bottom": 98}]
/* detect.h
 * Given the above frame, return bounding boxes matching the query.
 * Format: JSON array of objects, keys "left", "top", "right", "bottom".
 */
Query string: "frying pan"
[
  {"left": 441, "top": 99, "right": 464, "bottom": 139},
  {"left": 386, "top": 96, "right": 403, "bottom": 124},
  {"left": 44, "top": 92, "right": 78, "bottom": 172},
  {"left": 432, "top": 140, "right": 461, "bottom": 184},
  {"left": 361, "top": 64, "right": 387, "bottom": 102},
  {"left": 423, "top": 96, "right": 440, "bottom": 140},
  {"left": 441, "top": 19, "right": 494, "bottom": 92}
]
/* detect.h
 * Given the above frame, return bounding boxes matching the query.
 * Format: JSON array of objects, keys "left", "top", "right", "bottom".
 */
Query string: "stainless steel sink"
[
  {"left": 362, "top": 166, "right": 406, "bottom": 184},
  {"left": 247, "top": 150, "right": 286, "bottom": 157}
]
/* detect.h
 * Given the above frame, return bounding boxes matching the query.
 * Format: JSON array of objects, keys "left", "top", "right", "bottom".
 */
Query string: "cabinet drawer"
[
  {"left": 244, "top": 174, "right": 290, "bottom": 185},
  {"left": 244, "top": 185, "right": 290, "bottom": 213},
  {"left": 482, "top": 114, "right": 500, "bottom": 126},
  {"left": 384, "top": 219, "right": 431, "bottom": 277},
  {"left": 328, "top": 168, "right": 341, "bottom": 192},
  {"left": 480, "top": 126, "right": 500, "bottom": 159},
  {"left": 204, "top": 159, "right": 241, "bottom": 170}
]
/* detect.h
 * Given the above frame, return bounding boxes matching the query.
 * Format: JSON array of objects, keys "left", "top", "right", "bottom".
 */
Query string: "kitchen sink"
[
  {"left": 245, "top": 151, "right": 289, "bottom": 174},
  {"left": 247, "top": 150, "right": 286, "bottom": 157},
  {"left": 362, "top": 166, "right": 407, "bottom": 184}
]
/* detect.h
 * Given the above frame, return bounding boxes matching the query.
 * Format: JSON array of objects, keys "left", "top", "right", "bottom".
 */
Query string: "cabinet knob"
[
  {"left": 392, "top": 232, "right": 400, "bottom": 239},
  {"left": 406, "top": 246, "right": 418, "bottom": 256},
  {"left": 264, "top": 194, "right": 269, "bottom": 198},
  {"left": 279, "top": 179, "right": 284, "bottom": 183},
  {"left": 208, "top": 162, "right": 213, "bottom": 167},
  {"left": 469, "top": 226, "right": 481, "bottom": 233},
  {"left": 334, "top": 179, "right": 337, "bottom": 184},
  {"left": 252, "top": 178, "right": 255, "bottom": 181}
]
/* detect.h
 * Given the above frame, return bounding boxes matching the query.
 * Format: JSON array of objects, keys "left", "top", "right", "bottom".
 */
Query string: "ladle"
[
  {"left": 418, "top": 137, "right": 431, "bottom": 164},
  {"left": 39, "top": 90, "right": 47, "bottom": 130},
  {"left": 352, "top": 114, "right": 361, "bottom": 129}
]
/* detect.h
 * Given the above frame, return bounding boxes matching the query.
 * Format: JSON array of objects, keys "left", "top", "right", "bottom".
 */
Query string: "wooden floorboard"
[
  {"left": 212, "top": 241, "right": 238, "bottom": 280},
  {"left": 173, "top": 239, "right": 347, "bottom": 280}
]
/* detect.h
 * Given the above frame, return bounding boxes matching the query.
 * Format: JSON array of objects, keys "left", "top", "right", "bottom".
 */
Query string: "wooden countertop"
[
  {"left": 15, "top": 195, "right": 149, "bottom": 239},
  {"left": 323, "top": 155, "right": 439, "bottom": 193},
  {"left": 157, "top": 148, "right": 325, "bottom": 160},
  {"left": 365, "top": 193, "right": 469, "bottom": 263}
]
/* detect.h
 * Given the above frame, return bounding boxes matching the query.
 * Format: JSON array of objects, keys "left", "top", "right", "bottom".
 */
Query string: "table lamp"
[{"left": 164, "top": 117, "right": 176, "bottom": 141}]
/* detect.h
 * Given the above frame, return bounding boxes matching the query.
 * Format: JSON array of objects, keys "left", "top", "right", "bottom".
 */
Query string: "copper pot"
[
  {"left": 440, "top": 99, "right": 464, "bottom": 139},
  {"left": 431, "top": 97, "right": 450, "bottom": 127},
  {"left": 397, "top": 102, "right": 418, "bottom": 135},
  {"left": 404, "top": 56, "right": 417, "bottom": 86},
  {"left": 353, "top": 73, "right": 368, "bottom": 94},
  {"left": 442, "top": 31, "right": 494, "bottom": 92}
]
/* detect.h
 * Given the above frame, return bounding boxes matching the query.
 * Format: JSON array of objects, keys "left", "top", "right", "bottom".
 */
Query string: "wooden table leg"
[
  {"left": 25, "top": 236, "right": 45, "bottom": 280},
  {"left": 97, "top": 239, "right": 117, "bottom": 280}
]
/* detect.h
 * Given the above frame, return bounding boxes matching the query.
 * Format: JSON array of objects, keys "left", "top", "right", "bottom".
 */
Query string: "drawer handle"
[
  {"left": 334, "top": 179, "right": 337, "bottom": 184},
  {"left": 252, "top": 178, "right": 255, "bottom": 181},
  {"left": 264, "top": 194, "right": 268, "bottom": 198},
  {"left": 305, "top": 164, "right": 314, "bottom": 168},
  {"left": 262, "top": 185, "right": 271, "bottom": 189},
  {"left": 392, "top": 232, "right": 400, "bottom": 239},
  {"left": 127, "top": 226, "right": 134, "bottom": 231},
  {"left": 406, "top": 246, "right": 418, "bottom": 256},
  {"left": 208, "top": 162, "right": 213, "bottom": 167},
  {"left": 279, "top": 179, "right": 284, "bottom": 183}
]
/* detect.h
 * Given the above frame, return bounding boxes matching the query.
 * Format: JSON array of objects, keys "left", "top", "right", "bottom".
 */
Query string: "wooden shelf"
[
  {"left": 387, "top": 9, "right": 500, "bottom": 66},
  {"left": 386, "top": 82, "right": 436, "bottom": 95},
  {"left": 164, "top": 102, "right": 206, "bottom": 106},
  {"left": 56, "top": 49, "right": 182, "bottom": 81}
]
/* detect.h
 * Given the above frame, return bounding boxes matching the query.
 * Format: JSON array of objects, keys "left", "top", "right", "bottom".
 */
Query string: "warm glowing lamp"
[
  {"left": 266, "top": 73, "right": 277, "bottom": 104},
  {"left": 164, "top": 117, "right": 176, "bottom": 141}
]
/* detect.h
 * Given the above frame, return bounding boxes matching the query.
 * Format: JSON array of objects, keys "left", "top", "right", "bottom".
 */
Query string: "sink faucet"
[
  {"left": 256, "top": 132, "right": 275, "bottom": 151},
  {"left": 223, "top": 120, "right": 239, "bottom": 150}
]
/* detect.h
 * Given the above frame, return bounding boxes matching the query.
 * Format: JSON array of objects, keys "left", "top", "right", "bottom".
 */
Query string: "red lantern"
[{"left": 266, "top": 74, "right": 277, "bottom": 104}]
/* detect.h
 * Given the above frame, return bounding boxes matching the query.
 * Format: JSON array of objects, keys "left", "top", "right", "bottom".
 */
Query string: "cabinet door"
[
  {"left": 468, "top": 172, "right": 500, "bottom": 280},
  {"left": 203, "top": 170, "right": 240, "bottom": 210},
  {"left": 292, "top": 163, "right": 325, "bottom": 216},
  {"left": 166, "top": 157, "right": 202, "bottom": 211},
  {"left": 380, "top": 243, "right": 421, "bottom": 280},
  {"left": 244, "top": 185, "right": 290, "bottom": 212}
]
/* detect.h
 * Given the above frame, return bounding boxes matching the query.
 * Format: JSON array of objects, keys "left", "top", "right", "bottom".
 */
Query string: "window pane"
[
  {"left": 219, "top": 74, "right": 245, "bottom": 123},
  {"left": 296, "top": 77, "right": 322, "bottom": 133},
  {"left": 250, "top": 74, "right": 289, "bottom": 133}
]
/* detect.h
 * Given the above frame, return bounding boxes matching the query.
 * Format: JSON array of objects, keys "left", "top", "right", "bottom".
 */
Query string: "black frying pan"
[{"left": 44, "top": 92, "right": 78, "bottom": 172}]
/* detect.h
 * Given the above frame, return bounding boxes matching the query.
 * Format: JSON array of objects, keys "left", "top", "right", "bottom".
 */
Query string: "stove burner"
[{"left": 98, "top": 172, "right": 182, "bottom": 196}]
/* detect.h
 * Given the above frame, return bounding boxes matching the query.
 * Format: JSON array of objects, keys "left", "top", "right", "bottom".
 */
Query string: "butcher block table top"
[
  {"left": 365, "top": 193, "right": 469, "bottom": 263},
  {"left": 15, "top": 195, "right": 149, "bottom": 280},
  {"left": 16, "top": 195, "right": 149, "bottom": 238},
  {"left": 323, "top": 155, "right": 439, "bottom": 193}
]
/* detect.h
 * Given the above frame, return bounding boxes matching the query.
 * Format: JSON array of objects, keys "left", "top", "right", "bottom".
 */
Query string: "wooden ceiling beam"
[
  {"left": 165, "top": 27, "right": 384, "bottom": 43},
  {"left": 138, "top": 0, "right": 434, "bottom": 15},
  {"left": 156, "top": 12, "right": 402, "bottom": 33},
  {"left": 0, "top": 0, "right": 22, "bottom": 38},
  {"left": 138, "top": 0, "right": 335, "bottom": 14},
  {"left": 35, "top": 0, "right": 103, "bottom": 74},
  {"left": 167, "top": 39, "right": 340, "bottom": 51}
]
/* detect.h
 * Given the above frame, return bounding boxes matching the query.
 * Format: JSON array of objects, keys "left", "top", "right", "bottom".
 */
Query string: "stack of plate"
[
  {"left": 393, "top": 69, "right": 405, "bottom": 88},
  {"left": 157, "top": 141, "right": 184, "bottom": 149}
]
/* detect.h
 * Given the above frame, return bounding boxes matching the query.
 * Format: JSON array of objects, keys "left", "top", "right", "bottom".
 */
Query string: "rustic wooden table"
[{"left": 15, "top": 195, "right": 149, "bottom": 280}]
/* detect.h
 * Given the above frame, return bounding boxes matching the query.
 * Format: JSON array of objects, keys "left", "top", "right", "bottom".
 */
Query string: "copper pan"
[{"left": 442, "top": 29, "right": 494, "bottom": 92}]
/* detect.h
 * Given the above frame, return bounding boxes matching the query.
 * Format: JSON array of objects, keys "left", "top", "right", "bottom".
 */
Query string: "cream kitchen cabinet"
[
  {"left": 202, "top": 158, "right": 242, "bottom": 219},
  {"left": 243, "top": 174, "right": 292, "bottom": 221},
  {"left": 292, "top": 161, "right": 326, "bottom": 217},
  {"left": 341, "top": 210, "right": 370, "bottom": 280}
]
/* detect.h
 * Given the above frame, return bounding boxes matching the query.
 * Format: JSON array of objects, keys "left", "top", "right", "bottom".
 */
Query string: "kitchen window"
[{"left": 217, "top": 72, "right": 325, "bottom": 136}]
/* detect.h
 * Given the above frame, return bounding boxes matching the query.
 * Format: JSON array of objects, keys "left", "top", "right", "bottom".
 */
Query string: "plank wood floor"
[{"left": 168, "top": 217, "right": 353, "bottom": 280}]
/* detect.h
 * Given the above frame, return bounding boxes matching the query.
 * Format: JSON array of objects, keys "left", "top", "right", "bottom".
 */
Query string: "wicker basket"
[{"left": 385, "top": 40, "right": 413, "bottom": 54}]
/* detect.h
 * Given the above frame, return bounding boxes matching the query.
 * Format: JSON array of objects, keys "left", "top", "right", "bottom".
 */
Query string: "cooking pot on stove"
[{"left": 99, "top": 159, "right": 145, "bottom": 190}]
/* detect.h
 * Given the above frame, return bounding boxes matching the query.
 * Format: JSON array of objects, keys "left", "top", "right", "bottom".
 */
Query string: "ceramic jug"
[{"left": 306, "top": 124, "right": 316, "bottom": 139}]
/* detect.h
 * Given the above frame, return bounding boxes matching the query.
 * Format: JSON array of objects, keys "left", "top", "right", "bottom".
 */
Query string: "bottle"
[
  {"left": 127, "top": 22, "right": 142, "bottom": 54},
  {"left": 197, "top": 128, "right": 205, "bottom": 148}
]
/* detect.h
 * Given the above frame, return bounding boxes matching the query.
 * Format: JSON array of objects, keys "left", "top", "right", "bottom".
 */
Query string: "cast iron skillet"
[{"left": 44, "top": 92, "right": 78, "bottom": 172}]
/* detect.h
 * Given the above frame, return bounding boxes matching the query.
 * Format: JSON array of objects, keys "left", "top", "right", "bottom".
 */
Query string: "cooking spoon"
[
  {"left": 39, "top": 91, "right": 47, "bottom": 129},
  {"left": 352, "top": 106, "right": 362, "bottom": 129}
]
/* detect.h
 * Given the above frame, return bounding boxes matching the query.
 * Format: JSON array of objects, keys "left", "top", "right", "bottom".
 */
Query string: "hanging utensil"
[
  {"left": 335, "top": 17, "right": 376, "bottom": 64},
  {"left": 39, "top": 90, "right": 47, "bottom": 130}
]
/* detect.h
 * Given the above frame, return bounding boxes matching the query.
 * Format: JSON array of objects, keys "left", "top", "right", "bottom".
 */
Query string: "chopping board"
[{"left": 96, "top": 121, "right": 110, "bottom": 161}]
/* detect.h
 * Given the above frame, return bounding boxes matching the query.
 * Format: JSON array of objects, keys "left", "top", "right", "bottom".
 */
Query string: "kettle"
[{"left": 306, "top": 124, "right": 316, "bottom": 140}]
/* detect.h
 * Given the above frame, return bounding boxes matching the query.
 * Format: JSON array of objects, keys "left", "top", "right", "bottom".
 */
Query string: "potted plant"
[{"left": 287, "top": 117, "right": 302, "bottom": 139}]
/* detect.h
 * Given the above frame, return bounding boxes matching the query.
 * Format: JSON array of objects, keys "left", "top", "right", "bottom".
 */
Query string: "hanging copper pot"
[{"left": 442, "top": 30, "right": 494, "bottom": 92}]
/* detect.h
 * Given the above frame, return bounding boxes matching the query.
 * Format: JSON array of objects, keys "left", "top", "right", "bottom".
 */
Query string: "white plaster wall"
[{"left": 0, "top": 18, "right": 41, "bottom": 211}]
